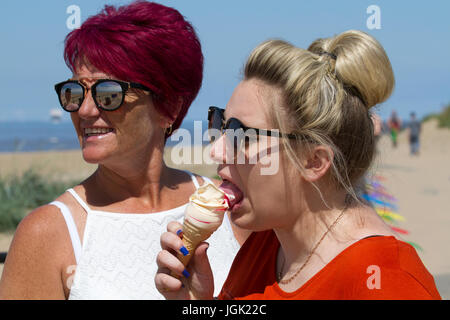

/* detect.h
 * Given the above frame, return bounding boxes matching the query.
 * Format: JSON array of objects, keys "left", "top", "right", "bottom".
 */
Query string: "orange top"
[{"left": 219, "top": 230, "right": 441, "bottom": 300}]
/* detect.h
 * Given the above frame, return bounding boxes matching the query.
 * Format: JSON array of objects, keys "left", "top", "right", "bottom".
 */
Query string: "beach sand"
[
  {"left": 1, "top": 121, "right": 449, "bottom": 298},
  {"left": 0, "top": 150, "right": 97, "bottom": 182},
  {"left": 373, "top": 119, "right": 450, "bottom": 299}
]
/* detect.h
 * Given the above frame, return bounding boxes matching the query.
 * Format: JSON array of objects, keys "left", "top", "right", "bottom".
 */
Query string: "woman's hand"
[{"left": 155, "top": 221, "right": 214, "bottom": 300}]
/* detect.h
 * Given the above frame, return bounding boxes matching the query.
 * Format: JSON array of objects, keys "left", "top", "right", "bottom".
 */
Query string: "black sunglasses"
[
  {"left": 54, "top": 79, "right": 153, "bottom": 112},
  {"left": 208, "top": 106, "right": 297, "bottom": 156}
]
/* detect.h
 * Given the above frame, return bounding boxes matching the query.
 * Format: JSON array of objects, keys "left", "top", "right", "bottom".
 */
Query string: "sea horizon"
[{"left": 0, "top": 119, "right": 209, "bottom": 153}]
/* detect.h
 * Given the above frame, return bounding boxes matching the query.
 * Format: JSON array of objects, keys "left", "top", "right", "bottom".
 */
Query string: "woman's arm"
[{"left": 0, "top": 205, "right": 67, "bottom": 299}]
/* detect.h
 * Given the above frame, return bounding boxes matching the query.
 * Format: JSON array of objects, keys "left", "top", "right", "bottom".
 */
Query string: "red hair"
[{"left": 64, "top": 1, "right": 203, "bottom": 135}]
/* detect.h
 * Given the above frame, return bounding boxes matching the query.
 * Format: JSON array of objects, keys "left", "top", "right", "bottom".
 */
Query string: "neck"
[
  {"left": 274, "top": 188, "right": 351, "bottom": 274},
  {"left": 89, "top": 140, "right": 173, "bottom": 209}
]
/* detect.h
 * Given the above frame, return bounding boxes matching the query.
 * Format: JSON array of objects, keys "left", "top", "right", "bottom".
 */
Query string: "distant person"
[
  {"left": 0, "top": 1, "right": 247, "bottom": 300},
  {"left": 371, "top": 112, "right": 382, "bottom": 142},
  {"left": 64, "top": 87, "right": 72, "bottom": 103},
  {"left": 63, "top": 87, "right": 78, "bottom": 111},
  {"left": 387, "top": 111, "right": 401, "bottom": 148},
  {"left": 104, "top": 96, "right": 112, "bottom": 106},
  {"left": 408, "top": 112, "right": 421, "bottom": 155}
]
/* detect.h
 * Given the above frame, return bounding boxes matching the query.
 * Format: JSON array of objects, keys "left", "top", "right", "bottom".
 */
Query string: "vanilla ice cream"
[{"left": 177, "top": 182, "right": 230, "bottom": 267}]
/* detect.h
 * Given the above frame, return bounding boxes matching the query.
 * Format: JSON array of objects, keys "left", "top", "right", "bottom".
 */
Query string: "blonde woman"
[{"left": 155, "top": 30, "right": 441, "bottom": 300}]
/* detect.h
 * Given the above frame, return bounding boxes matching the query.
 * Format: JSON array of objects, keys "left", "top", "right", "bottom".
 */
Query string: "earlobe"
[
  {"left": 156, "top": 96, "right": 184, "bottom": 132},
  {"left": 160, "top": 96, "right": 183, "bottom": 125}
]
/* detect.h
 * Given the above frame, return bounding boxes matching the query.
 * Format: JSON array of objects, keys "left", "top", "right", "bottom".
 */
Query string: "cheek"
[
  {"left": 241, "top": 164, "right": 289, "bottom": 217},
  {"left": 70, "top": 113, "right": 82, "bottom": 140},
  {"left": 112, "top": 107, "right": 153, "bottom": 142},
  {"left": 127, "top": 105, "right": 154, "bottom": 130},
  {"left": 253, "top": 176, "right": 287, "bottom": 210}
]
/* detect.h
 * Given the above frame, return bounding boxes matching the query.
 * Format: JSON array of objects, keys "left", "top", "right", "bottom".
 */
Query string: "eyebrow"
[{"left": 69, "top": 76, "right": 113, "bottom": 81}]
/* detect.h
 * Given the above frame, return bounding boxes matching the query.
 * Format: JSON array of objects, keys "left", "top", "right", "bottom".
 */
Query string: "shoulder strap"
[
  {"left": 67, "top": 188, "right": 92, "bottom": 214},
  {"left": 50, "top": 201, "right": 82, "bottom": 264},
  {"left": 183, "top": 170, "right": 214, "bottom": 190},
  {"left": 184, "top": 170, "right": 200, "bottom": 189},
  {"left": 202, "top": 176, "right": 213, "bottom": 185}
]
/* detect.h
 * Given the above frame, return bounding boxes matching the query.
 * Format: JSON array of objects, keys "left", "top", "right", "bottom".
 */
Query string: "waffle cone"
[{"left": 177, "top": 219, "right": 214, "bottom": 267}]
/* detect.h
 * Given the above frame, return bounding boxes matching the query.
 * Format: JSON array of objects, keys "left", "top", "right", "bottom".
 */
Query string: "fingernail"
[
  {"left": 176, "top": 229, "right": 183, "bottom": 236},
  {"left": 182, "top": 269, "right": 190, "bottom": 278},
  {"left": 180, "top": 246, "right": 189, "bottom": 256}
]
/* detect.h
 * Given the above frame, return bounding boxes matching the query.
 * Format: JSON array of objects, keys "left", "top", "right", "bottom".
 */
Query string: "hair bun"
[
  {"left": 318, "top": 51, "right": 337, "bottom": 60},
  {"left": 308, "top": 30, "right": 394, "bottom": 109}
]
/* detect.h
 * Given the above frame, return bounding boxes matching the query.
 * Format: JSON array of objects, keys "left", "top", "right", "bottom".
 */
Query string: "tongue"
[{"left": 219, "top": 181, "right": 244, "bottom": 207}]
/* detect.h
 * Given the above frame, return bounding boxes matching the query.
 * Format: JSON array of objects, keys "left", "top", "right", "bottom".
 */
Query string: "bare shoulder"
[
  {"left": 12, "top": 204, "right": 67, "bottom": 249},
  {"left": 0, "top": 204, "right": 69, "bottom": 299},
  {"left": 10, "top": 184, "right": 82, "bottom": 248}
]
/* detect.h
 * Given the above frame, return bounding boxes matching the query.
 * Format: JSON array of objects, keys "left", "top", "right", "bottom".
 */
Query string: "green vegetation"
[
  {"left": 0, "top": 169, "right": 77, "bottom": 232},
  {"left": 422, "top": 113, "right": 439, "bottom": 123},
  {"left": 423, "top": 103, "right": 450, "bottom": 129},
  {"left": 437, "top": 103, "right": 450, "bottom": 129}
]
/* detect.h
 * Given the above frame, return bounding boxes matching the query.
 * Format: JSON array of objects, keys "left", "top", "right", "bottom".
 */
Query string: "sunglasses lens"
[
  {"left": 208, "top": 108, "right": 224, "bottom": 143},
  {"left": 95, "top": 81, "right": 123, "bottom": 110},
  {"left": 59, "top": 82, "right": 83, "bottom": 112}
]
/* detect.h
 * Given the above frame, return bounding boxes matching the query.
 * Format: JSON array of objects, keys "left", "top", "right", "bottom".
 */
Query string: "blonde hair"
[{"left": 244, "top": 30, "right": 394, "bottom": 199}]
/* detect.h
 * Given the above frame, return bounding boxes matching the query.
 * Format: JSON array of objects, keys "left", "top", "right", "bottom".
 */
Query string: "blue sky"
[{"left": 0, "top": 0, "right": 449, "bottom": 123}]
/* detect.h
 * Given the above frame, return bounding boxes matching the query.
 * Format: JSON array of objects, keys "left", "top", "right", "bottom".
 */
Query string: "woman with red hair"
[{"left": 0, "top": 1, "right": 245, "bottom": 299}]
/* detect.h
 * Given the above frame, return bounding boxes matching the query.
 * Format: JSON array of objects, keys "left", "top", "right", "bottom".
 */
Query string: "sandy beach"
[
  {"left": 1, "top": 120, "right": 449, "bottom": 298},
  {"left": 373, "top": 119, "right": 450, "bottom": 299},
  {"left": 0, "top": 146, "right": 218, "bottom": 182}
]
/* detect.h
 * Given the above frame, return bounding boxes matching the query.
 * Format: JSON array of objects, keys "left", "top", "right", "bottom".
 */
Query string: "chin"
[
  {"left": 232, "top": 216, "right": 272, "bottom": 233},
  {"left": 82, "top": 154, "right": 101, "bottom": 164},
  {"left": 230, "top": 203, "right": 259, "bottom": 231},
  {"left": 82, "top": 156, "right": 101, "bottom": 164},
  {"left": 81, "top": 146, "right": 110, "bottom": 164},
  {"left": 231, "top": 205, "right": 277, "bottom": 232}
]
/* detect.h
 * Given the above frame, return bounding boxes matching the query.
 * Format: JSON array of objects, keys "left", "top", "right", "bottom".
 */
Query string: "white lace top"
[{"left": 50, "top": 172, "right": 240, "bottom": 300}]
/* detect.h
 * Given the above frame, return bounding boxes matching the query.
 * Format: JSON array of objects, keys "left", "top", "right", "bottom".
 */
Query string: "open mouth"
[
  {"left": 220, "top": 180, "right": 244, "bottom": 210},
  {"left": 84, "top": 127, "right": 115, "bottom": 138}
]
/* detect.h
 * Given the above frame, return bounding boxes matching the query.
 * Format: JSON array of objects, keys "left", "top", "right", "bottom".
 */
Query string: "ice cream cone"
[
  {"left": 177, "top": 218, "right": 214, "bottom": 266},
  {"left": 171, "top": 182, "right": 229, "bottom": 275}
]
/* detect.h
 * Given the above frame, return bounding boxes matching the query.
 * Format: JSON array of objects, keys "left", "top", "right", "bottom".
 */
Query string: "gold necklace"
[{"left": 277, "top": 197, "right": 351, "bottom": 285}]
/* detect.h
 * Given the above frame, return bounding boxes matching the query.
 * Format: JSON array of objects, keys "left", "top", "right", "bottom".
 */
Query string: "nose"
[
  {"left": 77, "top": 90, "right": 101, "bottom": 119},
  {"left": 209, "top": 134, "right": 232, "bottom": 164}
]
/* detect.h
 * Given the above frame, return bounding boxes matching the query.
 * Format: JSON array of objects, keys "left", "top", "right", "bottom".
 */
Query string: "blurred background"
[{"left": 0, "top": 0, "right": 449, "bottom": 298}]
